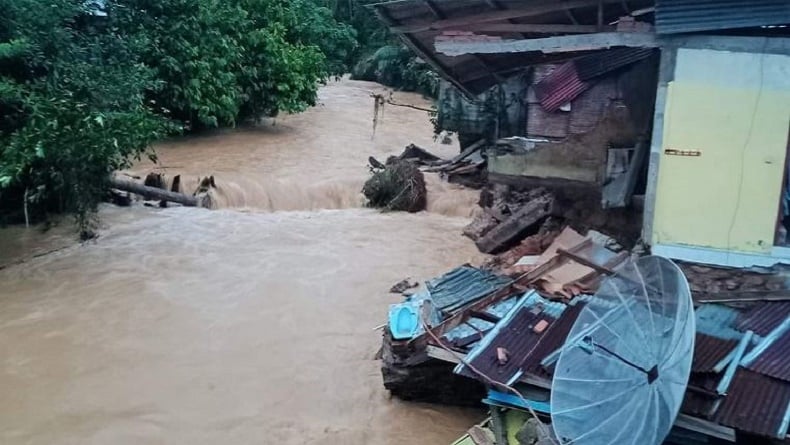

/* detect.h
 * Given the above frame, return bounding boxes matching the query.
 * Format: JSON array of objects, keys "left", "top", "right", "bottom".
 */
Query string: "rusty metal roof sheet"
[
  {"left": 520, "top": 302, "right": 586, "bottom": 379},
  {"left": 455, "top": 293, "right": 560, "bottom": 384},
  {"left": 533, "top": 62, "right": 590, "bottom": 112},
  {"left": 714, "top": 369, "right": 790, "bottom": 439},
  {"left": 693, "top": 333, "right": 739, "bottom": 373},
  {"left": 746, "top": 328, "right": 790, "bottom": 382},
  {"left": 655, "top": 0, "right": 790, "bottom": 35},
  {"left": 736, "top": 301, "right": 790, "bottom": 336},
  {"left": 681, "top": 374, "right": 722, "bottom": 418}
]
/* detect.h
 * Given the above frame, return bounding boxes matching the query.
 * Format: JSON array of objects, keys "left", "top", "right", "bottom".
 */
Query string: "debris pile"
[
  {"left": 363, "top": 158, "right": 427, "bottom": 212},
  {"left": 377, "top": 223, "right": 790, "bottom": 444}
]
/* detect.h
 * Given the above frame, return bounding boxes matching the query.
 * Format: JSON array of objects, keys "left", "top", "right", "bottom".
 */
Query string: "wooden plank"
[
  {"left": 475, "top": 196, "right": 554, "bottom": 254},
  {"left": 449, "top": 139, "right": 486, "bottom": 164},
  {"left": 426, "top": 345, "right": 465, "bottom": 364},
  {"left": 457, "top": 23, "right": 611, "bottom": 34},
  {"left": 392, "top": 0, "right": 629, "bottom": 34},
  {"left": 675, "top": 414, "right": 736, "bottom": 442},
  {"left": 556, "top": 248, "right": 615, "bottom": 275},
  {"left": 435, "top": 32, "right": 658, "bottom": 56}
]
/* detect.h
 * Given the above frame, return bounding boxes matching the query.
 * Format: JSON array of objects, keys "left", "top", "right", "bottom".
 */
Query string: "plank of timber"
[
  {"left": 426, "top": 345, "right": 465, "bottom": 364},
  {"left": 435, "top": 32, "right": 658, "bottom": 56},
  {"left": 457, "top": 23, "right": 611, "bottom": 34},
  {"left": 675, "top": 414, "right": 736, "bottom": 442},
  {"left": 475, "top": 196, "right": 553, "bottom": 254},
  {"left": 392, "top": 0, "right": 629, "bottom": 33},
  {"left": 109, "top": 177, "right": 199, "bottom": 207},
  {"left": 449, "top": 139, "right": 486, "bottom": 165}
]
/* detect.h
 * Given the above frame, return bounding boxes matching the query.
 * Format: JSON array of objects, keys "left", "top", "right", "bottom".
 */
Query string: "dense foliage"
[
  {"left": 324, "top": 0, "right": 439, "bottom": 97},
  {"left": 352, "top": 45, "right": 439, "bottom": 97},
  {"left": 0, "top": 0, "right": 356, "bottom": 232},
  {"left": 0, "top": 0, "right": 170, "bottom": 234}
]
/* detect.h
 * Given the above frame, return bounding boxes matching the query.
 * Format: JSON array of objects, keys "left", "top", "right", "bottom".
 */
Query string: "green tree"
[
  {"left": 0, "top": 0, "right": 170, "bottom": 233},
  {"left": 113, "top": 0, "right": 248, "bottom": 128}
]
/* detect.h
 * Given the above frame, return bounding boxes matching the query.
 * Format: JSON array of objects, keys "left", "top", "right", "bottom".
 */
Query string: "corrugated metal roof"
[
  {"left": 714, "top": 368, "right": 790, "bottom": 439},
  {"left": 427, "top": 266, "right": 510, "bottom": 313},
  {"left": 655, "top": 0, "right": 790, "bottom": 35},
  {"left": 573, "top": 48, "right": 655, "bottom": 81},
  {"left": 370, "top": 0, "right": 654, "bottom": 96},
  {"left": 736, "top": 301, "right": 790, "bottom": 336},
  {"left": 682, "top": 373, "right": 722, "bottom": 418},
  {"left": 693, "top": 333, "right": 739, "bottom": 373},
  {"left": 455, "top": 292, "right": 563, "bottom": 384},
  {"left": 520, "top": 302, "right": 586, "bottom": 378},
  {"left": 533, "top": 62, "right": 590, "bottom": 112},
  {"left": 458, "top": 307, "right": 555, "bottom": 384},
  {"left": 746, "top": 328, "right": 790, "bottom": 382}
]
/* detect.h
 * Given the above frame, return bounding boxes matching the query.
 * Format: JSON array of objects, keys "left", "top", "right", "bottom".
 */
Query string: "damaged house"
[
  {"left": 370, "top": 0, "right": 790, "bottom": 444},
  {"left": 371, "top": 0, "right": 790, "bottom": 267}
]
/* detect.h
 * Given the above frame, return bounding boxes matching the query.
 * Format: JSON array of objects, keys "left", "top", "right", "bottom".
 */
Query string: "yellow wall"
[{"left": 652, "top": 49, "right": 790, "bottom": 253}]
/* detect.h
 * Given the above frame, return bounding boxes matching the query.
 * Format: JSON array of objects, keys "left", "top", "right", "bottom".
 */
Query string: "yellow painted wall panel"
[{"left": 653, "top": 81, "right": 790, "bottom": 253}]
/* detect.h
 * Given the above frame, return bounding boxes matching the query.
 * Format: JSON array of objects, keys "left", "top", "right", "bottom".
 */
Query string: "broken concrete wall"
[
  {"left": 489, "top": 60, "right": 657, "bottom": 187},
  {"left": 490, "top": 104, "right": 638, "bottom": 184}
]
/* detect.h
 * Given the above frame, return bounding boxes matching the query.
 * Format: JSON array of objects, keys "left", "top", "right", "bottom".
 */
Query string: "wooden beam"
[
  {"left": 426, "top": 345, "right": 465, "bottom": 364},
  {"left": 455, "top": 23, "right": 611, "bottom": 34},
  {"left": 675, "top": 414, "right": 736, "bottom": 442},
  {"left": 393, "top": 0, "right": 630, "bottom": 33},
  {"left": 435, "top": 32, "right": 658, "bottom": 56}
]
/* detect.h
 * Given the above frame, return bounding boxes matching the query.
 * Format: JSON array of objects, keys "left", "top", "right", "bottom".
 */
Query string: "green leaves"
[
  {"left": 0, "top": 0, "right": 356, "bottom": 229},
  {"left": 0, "top": 0, "right": 171, "bottom": 227}
]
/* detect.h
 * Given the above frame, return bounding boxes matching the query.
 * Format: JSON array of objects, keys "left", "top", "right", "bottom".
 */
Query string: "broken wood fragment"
[{"left": 475, "top": 196, "right": 554, "bottom": 254}]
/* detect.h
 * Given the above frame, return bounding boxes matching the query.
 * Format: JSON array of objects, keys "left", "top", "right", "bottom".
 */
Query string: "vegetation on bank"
[
  {"left": 0, "top": 0, "right": 355, "bottom": 232},
  {"left": 328, "top": 0, "right": 439, "bottom": 97},
  {"left": 0, "top": 0, "right": 438, "bottom": 234}
]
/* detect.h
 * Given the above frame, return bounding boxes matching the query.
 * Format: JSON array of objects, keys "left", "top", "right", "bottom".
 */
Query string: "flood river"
[{"left": 0, "top": 80, "right": 485, "bottom": 445}]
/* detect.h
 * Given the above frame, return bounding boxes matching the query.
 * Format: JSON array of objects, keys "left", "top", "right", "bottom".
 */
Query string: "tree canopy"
[{"left": 0, "top": 0, "right": 356, "bottom": 232}]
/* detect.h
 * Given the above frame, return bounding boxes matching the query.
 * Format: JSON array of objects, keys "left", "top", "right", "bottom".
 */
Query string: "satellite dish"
[{"left": 550, "top": 256, "right": 695, "bottom": 445}]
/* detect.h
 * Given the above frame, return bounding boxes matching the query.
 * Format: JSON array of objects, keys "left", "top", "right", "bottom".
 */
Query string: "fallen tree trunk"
[{"left": 109, "top": 177, "right": 200, "bottom": 207}]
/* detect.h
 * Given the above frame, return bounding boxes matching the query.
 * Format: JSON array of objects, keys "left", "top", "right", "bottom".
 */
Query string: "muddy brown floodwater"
[{"left": 0, "top": 79, "right": 487, "bottom": 445}]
